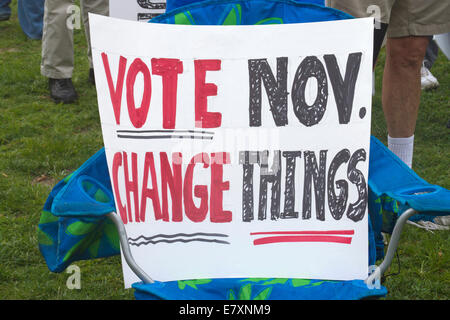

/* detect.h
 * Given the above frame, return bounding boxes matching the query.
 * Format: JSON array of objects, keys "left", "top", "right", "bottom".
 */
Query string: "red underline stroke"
[
  {"left": 253, "top": 235, "right": 353, "bottom": 245},
  {"left": 250, "top": 230, "right": 355, "bottom": 236}
]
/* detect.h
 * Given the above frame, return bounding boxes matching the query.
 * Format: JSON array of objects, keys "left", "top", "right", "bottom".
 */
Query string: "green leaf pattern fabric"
[{"left": 38, "top": 171, "right": 120, "bottom": 273}]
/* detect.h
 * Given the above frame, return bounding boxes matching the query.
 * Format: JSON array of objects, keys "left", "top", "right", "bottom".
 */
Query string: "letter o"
[
  {"left": 126, "top": 58, "right": 151, "bottom": 128},
  {"left": 291, "top": 56, "right": 328, "bottom": 126}
]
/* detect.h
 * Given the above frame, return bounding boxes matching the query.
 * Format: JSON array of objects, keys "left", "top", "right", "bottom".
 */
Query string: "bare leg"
[{"left": 382, "top": 36, "right": 430, "bottom": 138}]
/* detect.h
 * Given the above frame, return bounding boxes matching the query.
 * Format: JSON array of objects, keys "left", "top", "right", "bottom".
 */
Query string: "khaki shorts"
[{"left": 327, "top": 0, "right": 450, "bottom": 38}]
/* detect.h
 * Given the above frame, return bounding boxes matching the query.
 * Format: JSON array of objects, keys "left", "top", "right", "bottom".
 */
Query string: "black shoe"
[
  {"left": 89, "top": 68, "right": 95, "bottom": 85},
  {"left": 49, "top": 78, "right": 78, "bottom": 104},
  {"left": 0, "top": 13, "right": 10, "bottom": 21}
]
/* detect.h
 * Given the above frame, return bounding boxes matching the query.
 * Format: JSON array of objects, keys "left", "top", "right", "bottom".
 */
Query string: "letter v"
[
  {"left": 102, "top": 53, "right": 127, "bottom": 125},
  {"left": 324, "top": 53, "right": 362, "bottom": 124}
]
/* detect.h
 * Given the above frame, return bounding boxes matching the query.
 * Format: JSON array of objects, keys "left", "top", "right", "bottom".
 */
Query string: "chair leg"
[
  {"left": 107, "top": 212, "right": 154, "bottom": 284},
  {"left": 365, "top": 208, "right": 418, "bottom": 286}
]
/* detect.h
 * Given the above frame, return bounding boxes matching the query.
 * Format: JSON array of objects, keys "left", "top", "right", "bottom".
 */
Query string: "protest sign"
[
  {"left": 90, "top": 13, "right": 374, "bottom": 287},
  {"left": 109, "top": 0, "right": 166, "bottom": 21}
]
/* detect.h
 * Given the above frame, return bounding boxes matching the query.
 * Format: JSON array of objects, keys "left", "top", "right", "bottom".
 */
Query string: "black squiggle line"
[
  {"left": 129, "top": 238, "right": 230, "bottom": 246},
  {"left": 128, "top": 233, "right": 229, "bottom": 242}
]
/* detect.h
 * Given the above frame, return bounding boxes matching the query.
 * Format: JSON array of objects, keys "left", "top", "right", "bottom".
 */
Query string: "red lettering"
[
  {"left": 210, "top": 152, "right": 232, "bottom": 222},
  {"left": 112, "top": 152, "right": 128, "bottom": 224},
  {"left": 111, "top": 151, "right": 232, "bottom": 224},
  {"left": 184, "top": 153, "right": 210, "bottom": 223},
  {"left": 194, "top": 59, "right": 222, "bottom": 128},
  {"left": 140, "top": 152, "right": 162, "bottom": 223},
  {"left": 126, "top": 58, "right": 152, "bottom": 128},
  {"left": 151, "top": 58, "right": 183, "bottom": 129},
  {"left": 102, "top": 53, "right": 127, "bottom": 125},
  {"left": 122, "top": 152, "right": 140, "bottom": 223},
  {"left": 160, "top": 152, "right": 183, "bottom": 222}
]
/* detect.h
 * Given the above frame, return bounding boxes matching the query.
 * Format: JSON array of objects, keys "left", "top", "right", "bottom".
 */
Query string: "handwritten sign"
[
  {"left": 109, "top": 0, "right": 166, "bottom": 21},
  {"left": 90, "top": 14, "right": 374, "bottom": 287}
]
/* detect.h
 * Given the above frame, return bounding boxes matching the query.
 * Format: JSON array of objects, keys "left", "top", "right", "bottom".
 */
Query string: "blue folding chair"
[{"left": 37, "top": 0, "right": 450, "bottom": 300}]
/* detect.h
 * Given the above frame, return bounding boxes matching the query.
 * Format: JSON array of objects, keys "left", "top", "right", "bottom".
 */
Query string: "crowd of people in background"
[
  {"left": 0, "top": 0, "right": 108, "bottom": 103},
  {"left": 40, "top": 0, "right": 108, "bottom": 103},
  {"left": 1, "top": 1, "right": 446, "bottom": 105}
]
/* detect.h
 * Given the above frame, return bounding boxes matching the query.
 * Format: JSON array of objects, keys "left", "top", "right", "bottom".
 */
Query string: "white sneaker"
[
  {"left": 407, "top": 215, "right": 450, "bottom": 233},
  {"left": 421, "top": 65, "right": 439, "bottom": 90},
  {"left": 433, "top": 215, "right": 450, "bottom": 227},
  {"left": 407, "top": 220, "right": 449, "bottom": 232}
]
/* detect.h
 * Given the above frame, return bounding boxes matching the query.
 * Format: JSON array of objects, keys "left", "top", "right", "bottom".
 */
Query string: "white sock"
[{"left": 388, "top": 135, "right": 414, "bottom": 168}]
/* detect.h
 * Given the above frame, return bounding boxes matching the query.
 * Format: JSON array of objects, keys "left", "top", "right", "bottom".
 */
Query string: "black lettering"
[
  {"left": 327, "top": 149, "right": 350, "bottom": 220},
  {"left": 258, "top": 150, "right": 282, "bottom": 220},
  {"left": 281, "top": 151, "right": 302, "bottom": 219},
  {"left": 239, "top": 151, "right": 259, "bottom": 222},
  {"left": 302, "top": 150, "right": 327, "bottom": 221},
  {"left": 346, "top": 148, "right": 367, "bottom": 222},
  {"left": 324, "top": 53, "right": 362, "bottom": 124},
  {"left": 292, "top": 56, "right": 328, "bottom": 127},
  {"left": 248, "top": 58, "right": 288, "bottom": 127},
  {"left": 136, "top": 0, "right": 165, "bottom": 9}
]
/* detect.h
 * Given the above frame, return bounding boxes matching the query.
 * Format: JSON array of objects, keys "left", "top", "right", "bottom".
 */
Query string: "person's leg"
[
  {"left": 326, "top": 0, "right": 394, "bottom": 69},
  {"left": 41, "top": 0, "right": 78, "bottom": 103},
  {"left": 0, "top": 0, "right": 11, "bottom": 20},
  {"left": 424, "top": 38, "right": 439, "bottom": 70},
  {"left": 41, "top": 0, "right": 75, "bottom": 79},
  {"left": 17, "top": 0, "right": 45, "bottom": 39},
  {"left": 326, "top": 0, "right": 392, "bottom": 98},
  {"left": 382, "top": 36, "right": 429, "bottom": 167},
  {"left": 80, "top": 0, "right": 109, "bottom": 84},
  {"left": 373, "top": 23, "right": 388, "bottom": 68},
  {"left": 380, "top": 0, "right": 450, "bottom": 167}
]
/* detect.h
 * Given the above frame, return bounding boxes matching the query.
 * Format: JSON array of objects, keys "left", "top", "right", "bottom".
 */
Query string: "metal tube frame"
[
  {"left": 107, "top": 212, "right": 154, "bottom": 284},
  {"left": 365, "top": 208, "right": 418, "bottom": 286}
]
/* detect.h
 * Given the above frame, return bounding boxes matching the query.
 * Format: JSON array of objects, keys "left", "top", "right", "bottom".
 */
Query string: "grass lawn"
[{"left": 0, "top": 1, "right": 448, "bottom": 300}]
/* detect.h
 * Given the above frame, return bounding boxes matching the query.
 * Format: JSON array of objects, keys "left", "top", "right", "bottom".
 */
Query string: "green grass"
[{"left": 0, "top": 2, "right": 448, "bottom": 300}]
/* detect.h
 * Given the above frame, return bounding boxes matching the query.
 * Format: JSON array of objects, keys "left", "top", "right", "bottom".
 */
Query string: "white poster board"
[
  {"left": 109, "top": 0, "right": 166, "bottom": 21},
  {"left": 90, "top": 14, "right": 374, "bottom": 288}
]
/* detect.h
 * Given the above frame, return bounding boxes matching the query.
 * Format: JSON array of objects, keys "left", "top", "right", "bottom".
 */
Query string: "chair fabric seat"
[
  {"left": 151, "top": 0, "right": 352, "bottom": 26},
  {"left": 133, "top": 278, "right": 387, "bottom": 300}
]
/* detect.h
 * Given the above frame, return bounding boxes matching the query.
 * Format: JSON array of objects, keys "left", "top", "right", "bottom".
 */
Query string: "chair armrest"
[
  {"left": 107, "top": 212, "right": 154, "bottom": 284},
  {"left": 369, "top": 136, "right": 450, "bottom": 215}
]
